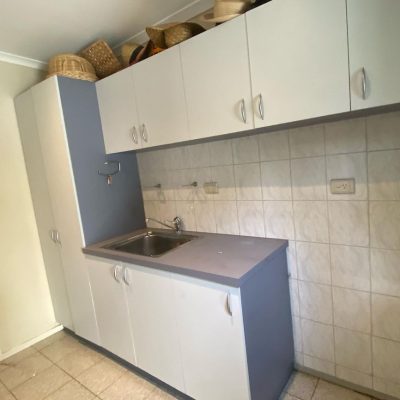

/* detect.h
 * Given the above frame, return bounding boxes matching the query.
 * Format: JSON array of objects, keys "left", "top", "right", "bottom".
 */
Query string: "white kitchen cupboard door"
[
  {"left": 124, "top": 265, "right": 184, "bottom": 392},
  {"left": 347, "top": 0, "right": 400, "bottom": 110},
  {"left": 173, "top": 276, "right": 250, "bottom": 400},
  {"left": 96, "top": 67, "right": 141, "bottom": 154},
  {"left": 246, "top": 0, "right": 349, "bottom": 127},
  {"left": 32, "top": 77, "right": 100, "bottom": 344},
  {"left": 180, "top": 16, "right": 253, "bottom": 139},
  {"left": 86, "top": 258, "right": 135, "bottom": 364},
  {"left": 133, "top": 47, "right": 189, "bottom": 148}
]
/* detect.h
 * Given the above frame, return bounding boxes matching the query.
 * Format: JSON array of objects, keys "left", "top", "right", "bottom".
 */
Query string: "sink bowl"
[{"left": 105, "top": 231, "right": 197, "bottom": 257}]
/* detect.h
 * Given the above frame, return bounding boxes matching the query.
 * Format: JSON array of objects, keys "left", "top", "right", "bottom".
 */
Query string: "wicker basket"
[
  {"left": 47, "top": 54, "right": 98, "bottom": 82},
  {"left": 80, "top": 40, "right": 122, "bottom": 78}
]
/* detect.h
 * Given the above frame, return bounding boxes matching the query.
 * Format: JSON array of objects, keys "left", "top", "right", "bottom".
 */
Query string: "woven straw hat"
[
  {"left": 146, "top": 22, "right": 205, "bottom": 49},
  {"left": 47, "top": 54, "right": 98, "bottom": 82},
  {"left": 121, "top": 42, "right": 144, "bottom": 67},
  {"left": 200, "top": 0, "right": 251, "bottom": 23}
]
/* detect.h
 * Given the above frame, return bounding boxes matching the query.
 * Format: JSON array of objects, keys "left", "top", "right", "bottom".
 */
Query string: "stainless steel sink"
[{"left": 105, "top": 231, "right": 197, "bottom": 257}]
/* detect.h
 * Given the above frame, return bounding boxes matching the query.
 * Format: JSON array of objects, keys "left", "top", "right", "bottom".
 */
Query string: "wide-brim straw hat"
[
  {"left": 200, "top": 0, "right": 251, "bottom": 23},
  {"left": 47, "top": 54, "right": 98, "bottom": 82},
  {"left": 121, "top": 42, "right": 144, "bottom": 67},
  {"left": 146, "top": 22, "right": 205, "bottom": 49}
]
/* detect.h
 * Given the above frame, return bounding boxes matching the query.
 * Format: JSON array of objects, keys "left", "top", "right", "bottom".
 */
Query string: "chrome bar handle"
[
  {"left": 240, "top": 99, "right": 247, "bottom": 124},
  {"left": 226, "top": 293, "right": 233, "bottom": 316},
  {"left": 49, "top": 230, "right": 56, "bottom": 243},
  {"left": 258, "top": 93, "right": 264, "bottom": 120},
  {"left": 55, "top": 231, "right": 61, "bottom": 245},
  {"left": 140, "top": 124, "right": 148, "bottom": 143},
  {"left": 131, "top": 126, "right": 139, "bottom": 144},
  {"left": 361, "top": 67, "right": 367, "bottom": 100},
  {"left": 113, "top": 265, "right": 121, "bottom": 283},
  {"left": 123, "top": 267, "right": 131, "bottom": 286}
]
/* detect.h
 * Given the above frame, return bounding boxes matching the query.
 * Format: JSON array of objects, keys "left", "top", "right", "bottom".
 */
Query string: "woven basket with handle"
[
  {"left": 80, "top": 40, "right": 122, "bottom": 78},
  {"left": 47, "top": 54, "right": 98, "bottom": 82}
]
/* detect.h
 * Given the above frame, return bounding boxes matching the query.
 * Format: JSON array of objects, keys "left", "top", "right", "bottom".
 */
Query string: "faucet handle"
[{"left": 167, "top": 216, "right": 183, "bottom": 232}]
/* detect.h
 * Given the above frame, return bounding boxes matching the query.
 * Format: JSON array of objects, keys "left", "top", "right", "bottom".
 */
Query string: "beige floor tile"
[
  {"left": 148, "top": 387, "right": 178, "bottom": 399},
  {"left": 76, "top": 358, "right": 125, "bottom": 395},
  {"left": 11, "top": 365, "right": 70, "bottom": 400},
  {"left": 0, "top": 353, "right": 52, "bottom": 390},
  {"left": 34, "top": 331, "right": 67, "bottom": 351},
  {"left": 40, "top": 336, "right": 84, "bottom": 363},
  {"left": 0, "top": 381, "right": 15, "bottom": 400},
  {"left": 99, "top": 372, "right": 156, "bottom": 400},
  {"left": 1, "top": 347, "right": 39, "bottom": 367},
  {"left": 56, "top": 347, "right": 103, "bottom": 378},
  {"left": 45, "top": 380, "right": 95, "bottom": 400},
  {"left": 280, "top": 394, "right": 302, "bottom": 400},
  {"left": 312, "top": 380, "right": 371, "bottom": 400},
  {"left": 285, "top": 372, "right": 318, "bottom": 400}
]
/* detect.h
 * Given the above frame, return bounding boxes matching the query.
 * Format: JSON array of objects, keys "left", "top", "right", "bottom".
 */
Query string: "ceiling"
[{"left": 0, "top": 0, "right": 212, "bottom": 65}]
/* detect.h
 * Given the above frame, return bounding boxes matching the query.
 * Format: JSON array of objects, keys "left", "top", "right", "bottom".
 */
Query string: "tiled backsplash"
[{"left": 137, "top": 111, "right": 400, "bottom": 399}]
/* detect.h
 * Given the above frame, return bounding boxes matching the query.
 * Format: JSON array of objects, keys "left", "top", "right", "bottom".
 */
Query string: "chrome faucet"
[{"left": 146, "top": 216, "right": 183, "bottom": 233}]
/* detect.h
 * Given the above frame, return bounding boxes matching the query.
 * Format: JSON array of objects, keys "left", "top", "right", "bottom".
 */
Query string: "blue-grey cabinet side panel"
[
  {"left": 57, "top": 77, "right": 145, "bottom": 245},
  {"left": 241, "top": 249, "right": 294, "bottom": 400}
]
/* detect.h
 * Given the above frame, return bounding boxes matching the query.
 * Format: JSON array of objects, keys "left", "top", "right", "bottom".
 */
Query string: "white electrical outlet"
[{"left": 330, "top": 178, "right": 355, "bottom": 194}]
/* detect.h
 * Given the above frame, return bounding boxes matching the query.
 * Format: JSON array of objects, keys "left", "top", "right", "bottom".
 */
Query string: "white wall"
[
  {"left": 137, "top": 111, "right": 400, "bottom": 399},
  {"left": 0, "top": 60, "right": 56, "bottom": 354}
]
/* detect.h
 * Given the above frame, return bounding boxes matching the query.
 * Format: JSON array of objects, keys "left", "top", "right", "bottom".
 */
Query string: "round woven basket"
[
  {"left": 47, "top": 54, "right": 98, "bottom": 82},
  {"left": 165, "top": 23, "right": 205, "bottom": 47},
  {"left": 80, "top": 40, "right": 122, "bottom": 78}
]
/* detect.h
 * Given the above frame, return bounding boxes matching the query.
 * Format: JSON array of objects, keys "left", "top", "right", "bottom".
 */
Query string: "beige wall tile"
[
  {"left": 373, "top": 336, "right": 400, "bottom": 383},
  {"left": 294, "top": 201, "right": 329, "bottom": 243},
  {"left": 194, "top": 201, "right": 216, "bottom": 233},
  {"left": 297, "top": 242, "right": 331, "bottom": 285},
  {"left": 234, "top": 163, "right": 262, "bottom": 200},
  {"left": 368, "top": 149, "right": 400, "bottom": 200},
  {"left": 289, "top": 125, "right": 325, "bottom": 158},
  {"left": 367, "top": 111, "right": 400, "bottom": 151},
  {"left": 301, "top": 319, "right": 334, "bottom": 362},
  {"left": 328, "top": 201, "right": 369, "bottom": 247},
  {"left": 258, "top": 131, "right": 290, "bottom": 161},
  {"left": 237, "top": 201, "right": 265, "bottom": 237},
  {"left": 370, "top": 201, "right": 400, "bottom": 250},
  {"left": 303, "top": 355, "right": 335, "bottom": 375},
  {"left": 214, "top": 201, "right": 239, "bottom": 235},
  {"left": 333, "top": 287, "right": 371, "bottom": 334},
  {"left": 292, "top": 315, "right": 302, "bottom": 352},
  {"left": 335, "top": 366, "right": 373, "bottom": 389},
  {"left": 299, "top": 281, "right": 333, "bottom": 324},
  {"left": 334, "top": 327, "right": 372, "bottom": 374},
  {"left": 291, "top": 157, "right": 327, "bottom": 200},
  {"left": 210, "top": 165, "right": 236, "bottom": 200},
  {"left": 325, "top": 118, "right": 366, "bottom": 155},
  {"left": 261, "top": 160, "right": 292, "bottom": 200},
  {"left": 263, "top": 201, "right": 294, "bottom": 240},
  {"left": 175, "top": 201, "right": 196, "bottom": 231},
  {"left": 290, "top": 279, "right": 300, "bottom": 317},
  {"left": 331, "top": 245, "right": 370, "bottom": 291},
  {"left": 232, "top": 135, "right": 259, "bottom": 164},
  {"left": 209, "top": 139, "right": 233, "bottom": 166},
  {"left": 373, "top": 376, "right": 400, "bottom": 399},
  {"left": 372, "top": 294, "right": 400, "bottom": 342},
  {"left": 327, "top": 153, "right": 367, "bottom": 201},
  {"left": 371, "top": 248, "right": 400, "bottom": 297},
  {"left": 286, "top": 240, "right": 298, "bottom": 279},
  {"left": 188, "top": 143, "right": 211, "bottom": 168}
]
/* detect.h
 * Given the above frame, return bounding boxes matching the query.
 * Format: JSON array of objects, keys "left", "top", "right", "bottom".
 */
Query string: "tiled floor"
[{"left": 0, "top": 330, "right": 378, "bottom": 400}]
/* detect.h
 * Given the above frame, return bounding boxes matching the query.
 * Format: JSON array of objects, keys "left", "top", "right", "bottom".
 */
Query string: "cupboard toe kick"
[{"left": 86, "top": 248, "right": 293, "bottom": 400}]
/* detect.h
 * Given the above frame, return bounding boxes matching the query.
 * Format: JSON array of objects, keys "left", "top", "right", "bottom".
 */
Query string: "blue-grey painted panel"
[
  {"left": 57, "top": 77, "right": 145, "bottom": 245},
  {"left": 241, "top": 249, "right": 294, "bottom": 400}
]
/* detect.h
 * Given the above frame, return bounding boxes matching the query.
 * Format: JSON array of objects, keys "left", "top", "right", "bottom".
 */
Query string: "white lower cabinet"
[
  {"left": 172, "top": 276, "right": 250, "bottom": 400},
  {"left": 86, "top": 257, "right": 135, "bottom": 364}
]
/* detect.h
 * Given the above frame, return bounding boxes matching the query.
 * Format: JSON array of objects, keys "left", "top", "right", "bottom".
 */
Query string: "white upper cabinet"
[
  {"left": 133, "top": 46, "right": 189, "bottom": 148},
  {"left": 87, "top": 258, "right": 135, "bottom": 364},
  {"left": 246, "top": 0, "right": 350, "bottom": 127},
  {"left": 347, "top": 0, "right": 400, "bottom": 110},
  {"left": 180, "top": 16, "right": 254, "bottom": 139},
  {"left": 96, "top": 67, "right": 141, "bottom": 154},
  {"left": 173, "top": 276, "right": 250, "bottom": 400},
  {"left": 124, "top": 265, "right": 184, "bottom": 392}
]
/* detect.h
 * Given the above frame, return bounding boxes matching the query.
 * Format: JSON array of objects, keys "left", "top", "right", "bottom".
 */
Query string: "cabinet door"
[
  {"left": 32, "top": 77, "right": 100, "bottom": 344},
  {"left": 87, "top": 258, "right": 135, "bottom": 364},
  {"left": 124, "top": 265, "right": 184, "bottom": 391},
  {"left": 348, "top": 0, "right": 400, "bottom": 110},
  {"left": 96, "top": 67, "right": 141, "bottom": 154},
  {"left": 247, "top": 0, "right": 349, "bottom": 127},
  {"left": 181, "top": 16, "right": 253, "bottom": 139},
  {"left": 133, "top": 47, "right": 189, "bottom": 148},
  {"left": 173, "top": 276, "right": 250, "bottom": 400}
]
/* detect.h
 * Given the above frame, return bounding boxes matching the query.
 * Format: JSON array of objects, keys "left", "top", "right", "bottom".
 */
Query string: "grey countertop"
[{"left": 83, "top": 229, "right": 288, "bottom": 287}]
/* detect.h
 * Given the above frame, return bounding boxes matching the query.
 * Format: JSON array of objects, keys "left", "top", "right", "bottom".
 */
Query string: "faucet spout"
[{"left": 146, "top": 216, "right": 183, "bottom": 233}]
